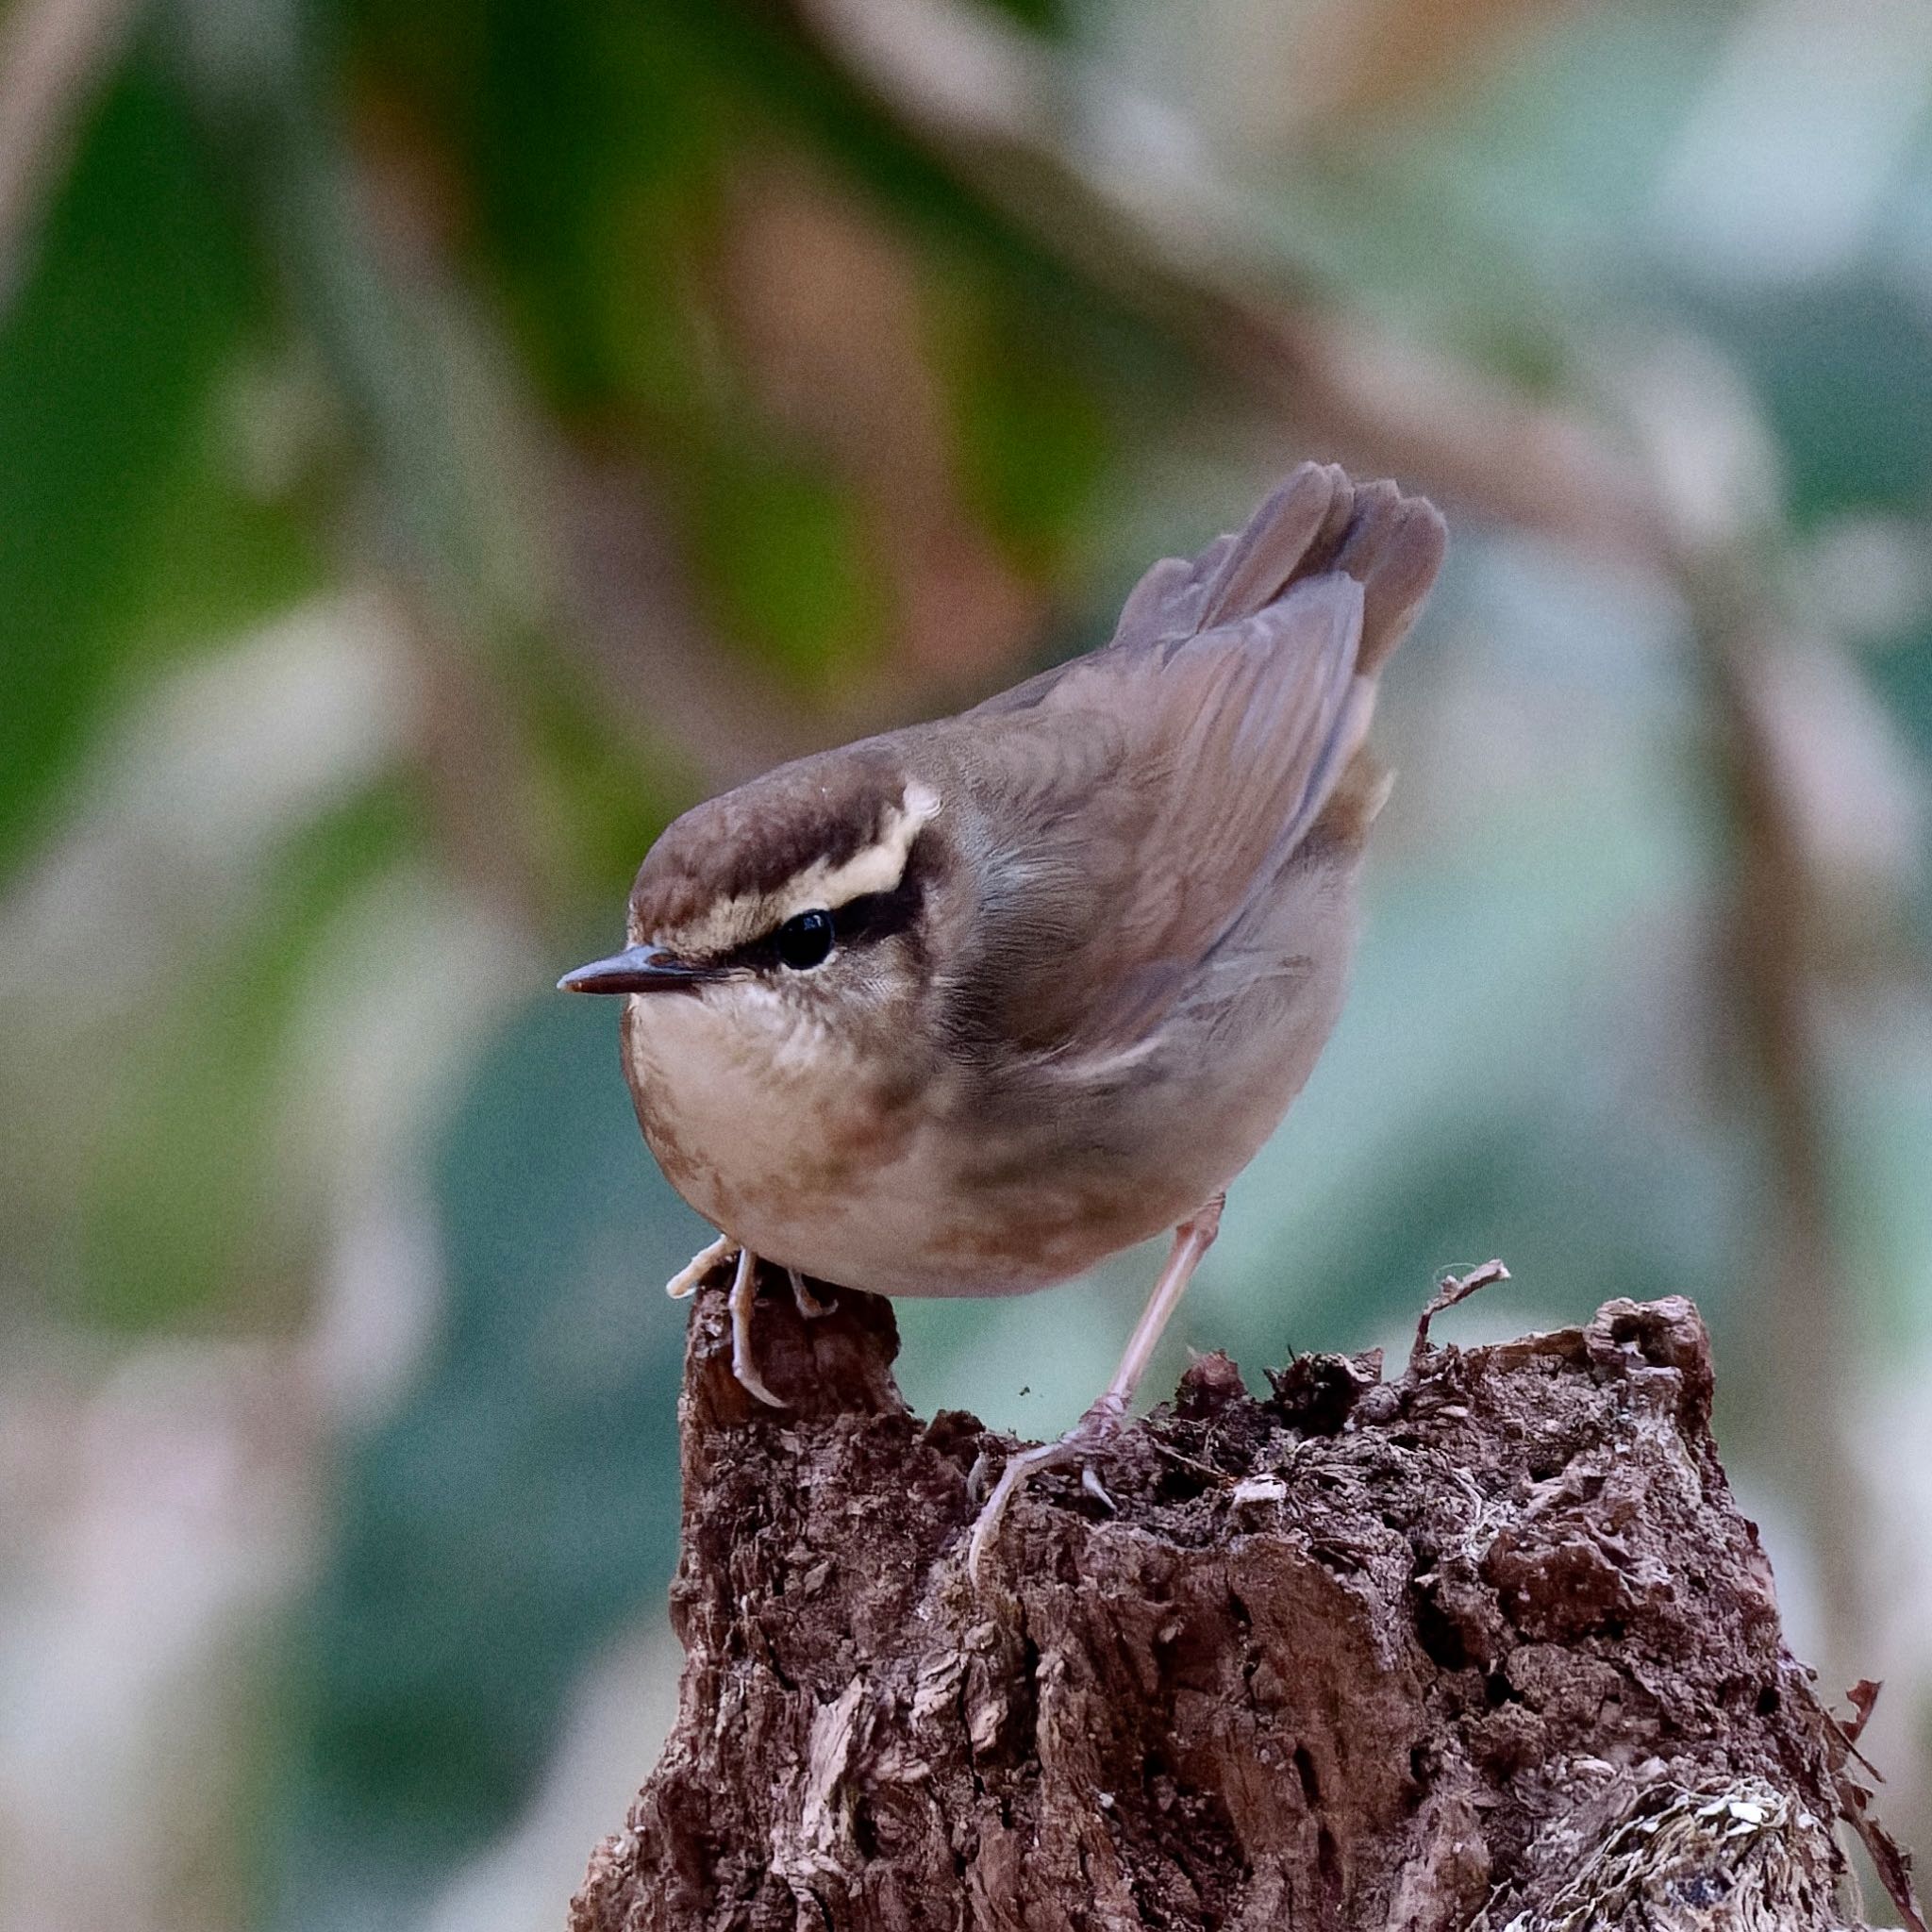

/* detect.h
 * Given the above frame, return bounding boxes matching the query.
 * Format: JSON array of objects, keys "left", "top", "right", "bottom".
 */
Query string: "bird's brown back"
[{"left": 927, "top": 463, "right": 1444, "bottom": 1071}]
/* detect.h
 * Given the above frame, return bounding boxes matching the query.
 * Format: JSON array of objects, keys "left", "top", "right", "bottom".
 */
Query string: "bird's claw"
[
  {"left": 966, "top": 1397, "right": 1127, "bottom": 1587},
  {"left": 669, "top": 1240, "right": 822, "bottom": 1406},
  {"left": 727, "top": 1245, "right": 787, "bottom": 1408}
]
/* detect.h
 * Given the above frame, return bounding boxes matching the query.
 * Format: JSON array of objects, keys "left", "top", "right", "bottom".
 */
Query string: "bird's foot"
[
  {"left": 667, "top": 1235, "right": 788, "bottom": 1407},
  {"left": 966, "top": 1393, "right": 1128, "bottom": 1587},
  {"left": 727, "top": 1246, "right": 786, "bottom": 1408},
  {"left": 667, "top": 1233, "right": 738, "bottom": 1300},
  {"left": 788, "top": 1267, "right": 834, "bottom": 1320}
]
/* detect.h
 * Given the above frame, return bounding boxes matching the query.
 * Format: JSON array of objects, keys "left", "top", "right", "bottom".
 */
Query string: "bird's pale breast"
[{"left": 620, "top": 985, "right": 1200, "bottom": 1295}]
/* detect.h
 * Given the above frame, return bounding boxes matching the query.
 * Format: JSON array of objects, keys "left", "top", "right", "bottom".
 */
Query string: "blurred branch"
[
  {"left": 1691, "top": 553, "right": 1872, "bottom": 1674},
  {"left": 541, "top": 449, "right": 856, "bottom": 792},
  {"left": 0, "top": 0, "right": 141, "bottom": 308},
  {"left": 167, "top": 0, "right": 568, "bottom": 930},
  {"left": 343, "top": 131, "right": 913, "bottom": 795},
  {"left": 781, "top": 0, "right": 1661, "bottom": 563}
]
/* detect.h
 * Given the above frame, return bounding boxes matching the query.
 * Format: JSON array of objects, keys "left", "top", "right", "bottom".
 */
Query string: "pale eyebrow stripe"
[{"left": 668, "top": 779, "right": 939, "bottom": 956}]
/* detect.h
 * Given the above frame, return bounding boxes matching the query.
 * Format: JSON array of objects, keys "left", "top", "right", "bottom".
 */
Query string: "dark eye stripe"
[
  {"left": 830, "top": 878, "right": 921, "bottom": 946},
  {"left": 709, "top": 873, "right": 924, "bottom": 974}
]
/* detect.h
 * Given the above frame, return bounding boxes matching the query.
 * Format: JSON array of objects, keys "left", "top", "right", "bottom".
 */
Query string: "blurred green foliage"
[{"left": 0, "top": 48, "right": 308, "bottom": 877}]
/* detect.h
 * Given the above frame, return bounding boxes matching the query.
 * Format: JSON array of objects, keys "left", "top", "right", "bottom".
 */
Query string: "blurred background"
[{"left": 2, "top": 0, "right": 1930, "bottom": 1925}]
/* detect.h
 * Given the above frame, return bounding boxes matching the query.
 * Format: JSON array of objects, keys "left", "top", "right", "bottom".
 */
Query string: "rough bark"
[{"left": 571, "top": 1276, "right": 1915, "bottom": 1931}]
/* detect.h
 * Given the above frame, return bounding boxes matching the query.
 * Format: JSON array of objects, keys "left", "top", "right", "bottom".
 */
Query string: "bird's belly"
[
  {"left": 727, "top": 1141, "right": 1162, "bottom": 1299},
  {"left": 659, "top": 1098, "right": 1170, "bottom": 1300},
  {"left": 622, "top": 997, "right": 1195, "bottom": 1298}
]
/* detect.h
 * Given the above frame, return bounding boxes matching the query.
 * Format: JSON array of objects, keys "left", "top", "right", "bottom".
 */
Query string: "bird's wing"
[{"left": 942, "top": 463, "right": 1444, "bottom": 1060}]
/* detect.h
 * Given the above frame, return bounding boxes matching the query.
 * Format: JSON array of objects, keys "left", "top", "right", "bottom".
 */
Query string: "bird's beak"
[{"left": 557, "top": 943, "right": 713, "bottom": 994}]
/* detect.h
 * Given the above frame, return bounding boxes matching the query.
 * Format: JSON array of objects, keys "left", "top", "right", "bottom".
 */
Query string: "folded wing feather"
[{"left": 949, "top": 463, "right": 1445, "bottom": 1060}]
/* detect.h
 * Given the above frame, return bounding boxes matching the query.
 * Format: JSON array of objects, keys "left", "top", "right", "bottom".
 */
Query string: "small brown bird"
[{"left": 561, "top": 463, "right": 1445, "bottom": 1578}]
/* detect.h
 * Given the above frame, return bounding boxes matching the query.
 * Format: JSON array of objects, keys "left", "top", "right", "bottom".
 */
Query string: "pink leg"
[
  {"left": 728, "top": 1246, "right": 785, "bottom": 1408},
  {"left": 967, "top": 1194, "right": 1224, "bottom": 1585}
]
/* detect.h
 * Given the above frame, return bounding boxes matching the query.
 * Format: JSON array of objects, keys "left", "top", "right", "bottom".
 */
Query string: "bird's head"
[{"left": 559, "top": 745, "right": 948, "bottom": 1052}]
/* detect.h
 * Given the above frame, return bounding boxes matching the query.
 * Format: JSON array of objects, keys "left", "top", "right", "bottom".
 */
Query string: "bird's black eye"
[{"left": 774, "top": 908, "right": 835, "bottom": 971}]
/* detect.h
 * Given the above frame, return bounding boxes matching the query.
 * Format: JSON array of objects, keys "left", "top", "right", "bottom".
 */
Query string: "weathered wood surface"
[{"left": 571, "top": 1276, "right": 1905, "bottom": 1930}]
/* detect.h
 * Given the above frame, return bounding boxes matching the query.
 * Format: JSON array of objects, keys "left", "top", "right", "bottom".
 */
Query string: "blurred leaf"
[
  {"left": 79, "top": 783, "right": 416, "bottom": 1329},
  {"left": 513, "top": 671, "right": 682, "bottom": 909},
  {"left": 0, "top": 43, "right": 297, "bottom": 879},
  {"left": 977, "top": 0, "right": 1068, "bottom": 35},
  {"left": 341, "top": 0, "right": 1148, "bottom": 448},
  {"left": 690, "top": 447, "right": 887, "bottom": 691},
  {"left": 1865, "top": 626, "right": 1932, "bottom": 762},
  {"left": 272, "top": 992, "right": 705, "bottom": 1925},
  {"left": 932, "top": 267, "right": 1111, "bottom": 575},
  {"left": 1691, "top": 279, "right": 1932, "bottom": 521}
]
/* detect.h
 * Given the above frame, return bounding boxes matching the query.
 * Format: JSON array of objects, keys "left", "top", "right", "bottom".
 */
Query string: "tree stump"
[{"left": 570, "top": 1276, "right": 1915, "bottom": 1930}]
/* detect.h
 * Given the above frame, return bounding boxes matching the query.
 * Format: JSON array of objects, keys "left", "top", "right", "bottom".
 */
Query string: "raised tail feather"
[
  {"left": 1112, "top": 462, "right": 1446, "bottom": 679},
  {"left": 958, "top": 463, "right": 1447, "bottom": 1052}
]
